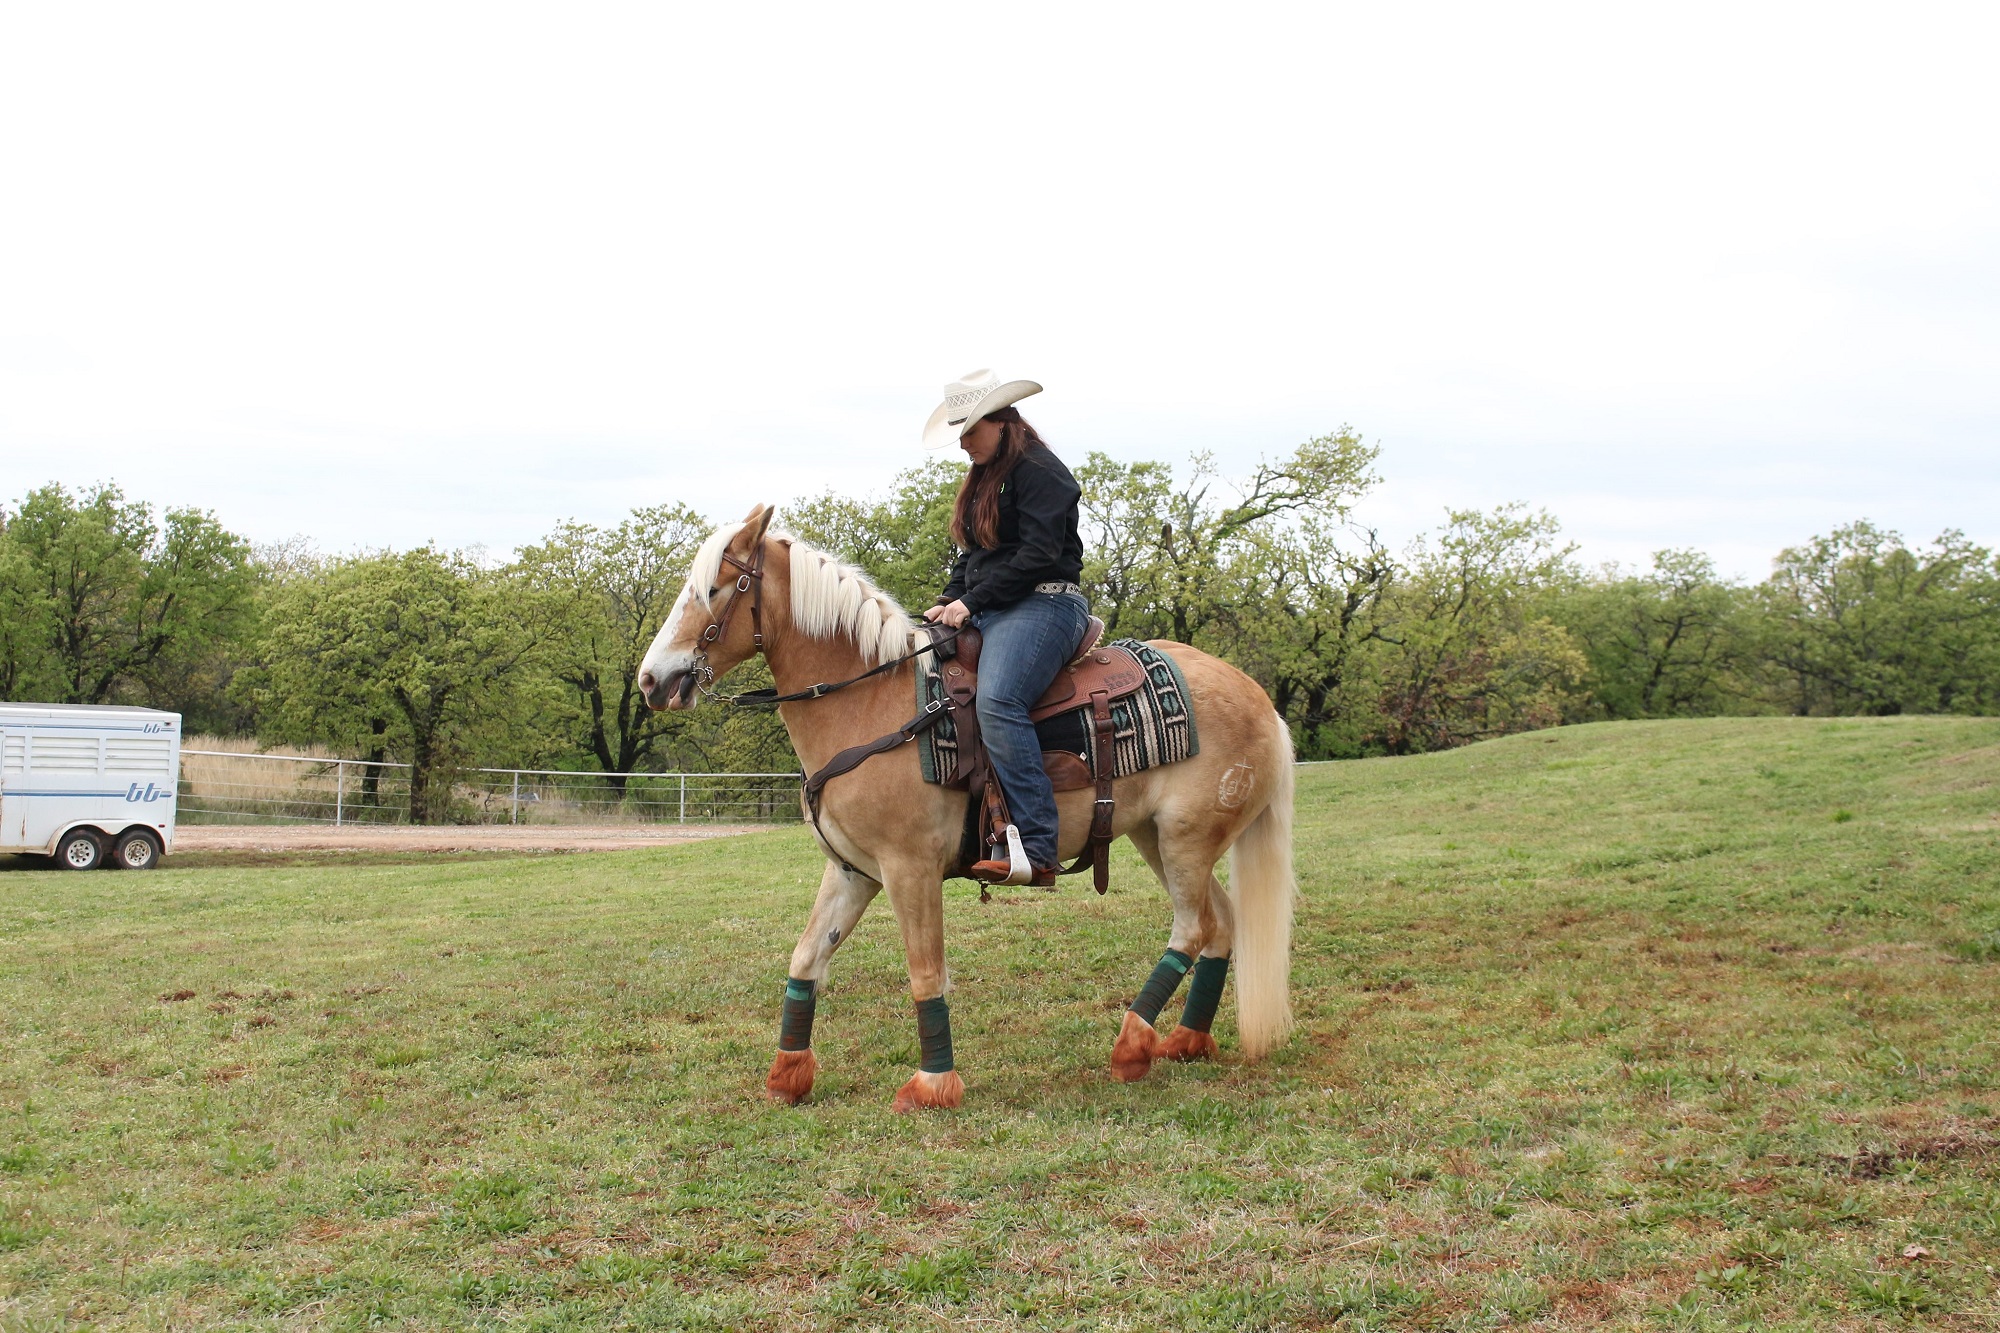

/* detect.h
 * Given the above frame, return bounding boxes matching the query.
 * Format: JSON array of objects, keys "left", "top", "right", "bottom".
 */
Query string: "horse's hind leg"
[
  {"left": 766, "top": 860, "right": 879, "bottom": 1105},
  {"left": 1159, "top": 879, "right": 1232, "bottom": 1063},
  {"left": 1113, "top": 821, "right": 1232, "bottom": 1081}
]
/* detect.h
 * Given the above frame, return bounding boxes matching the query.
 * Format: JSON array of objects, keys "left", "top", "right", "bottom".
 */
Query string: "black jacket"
[{"left": 939, "top": 446, "right": 1085, "bottom": 614}]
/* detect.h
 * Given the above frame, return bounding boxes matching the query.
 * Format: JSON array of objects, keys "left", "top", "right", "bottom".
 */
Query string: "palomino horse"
[{"left": 638, "top": 505, "right": 1296, "bottom": 1111}]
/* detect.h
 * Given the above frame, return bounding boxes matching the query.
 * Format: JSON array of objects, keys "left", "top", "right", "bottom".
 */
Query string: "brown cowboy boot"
[
  {"left": 968, "top": 858, "right": 1059, "bottom": 888},
  {"left": 969, "top": 825, "right": 1057, "bottom": 887}
]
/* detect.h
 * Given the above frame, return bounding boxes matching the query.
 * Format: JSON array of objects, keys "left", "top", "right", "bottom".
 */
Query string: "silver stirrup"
[{"left": 1000, "top": 824, "right": 1033, "bottom": 885}]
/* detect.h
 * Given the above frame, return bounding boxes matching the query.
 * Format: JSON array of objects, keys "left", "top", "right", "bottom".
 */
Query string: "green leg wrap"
[
  {"left": 779, "top": 977, "right": 816, "bottom": 1052},
  {"left": 1179, "top": 955, "right": 1229, "bottom": 1033},
  {"left": 915, "top": 996, "right": 954, "bottom": 1073},
  {"left": 1129, "top": 949, "right": 1192, "bottom": 1027}
]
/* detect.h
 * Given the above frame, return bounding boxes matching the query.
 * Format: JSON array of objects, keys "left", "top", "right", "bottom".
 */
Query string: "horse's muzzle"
[{"left": 639, "top": 669, "right": 697, "bottom": 712}]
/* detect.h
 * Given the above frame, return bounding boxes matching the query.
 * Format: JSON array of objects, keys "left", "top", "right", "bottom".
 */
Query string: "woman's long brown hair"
[{"left": 950, "top": 406, "right": 1051, "bottom": 549}]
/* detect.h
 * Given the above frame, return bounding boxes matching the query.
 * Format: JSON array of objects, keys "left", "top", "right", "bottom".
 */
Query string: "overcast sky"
[{"left": 3, "top": 3, "right": 1994, "bottom": 579}]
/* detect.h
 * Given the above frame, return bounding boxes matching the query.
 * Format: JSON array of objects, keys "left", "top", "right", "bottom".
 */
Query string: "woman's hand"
[{"left": 924, "top": 599, "right": 972, "bottom": 628}]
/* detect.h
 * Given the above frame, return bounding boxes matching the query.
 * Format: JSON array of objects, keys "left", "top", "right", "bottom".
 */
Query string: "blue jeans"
[{"left": 972, "top": 591, "right": 1091, "bottom": 867}]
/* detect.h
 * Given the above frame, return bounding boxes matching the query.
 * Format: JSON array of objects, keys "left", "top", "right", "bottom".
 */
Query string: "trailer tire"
[
  {"left": 55, "top": 829, "right": 103, "bottom": 871},
  {"left": 113, "top": 829, "right": 163, "bottom": 870}
]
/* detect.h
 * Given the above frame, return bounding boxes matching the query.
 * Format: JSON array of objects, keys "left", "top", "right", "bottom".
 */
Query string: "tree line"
[{"left": 3, "top": 441, "right": 1995, "bottom": 818}]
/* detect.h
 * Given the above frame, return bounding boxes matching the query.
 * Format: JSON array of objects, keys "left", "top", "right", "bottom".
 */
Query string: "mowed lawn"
[{"left": 3, "top": 718, "right": 1998, "bottom": 1331}]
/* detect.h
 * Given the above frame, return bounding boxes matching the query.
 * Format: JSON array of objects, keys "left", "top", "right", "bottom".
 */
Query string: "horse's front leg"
[
  {"left": 881, "top": 865, "right": 964, "bottom": 1113},
  {"left": 766, "top": 860, "right": 879, "bottom": 1105}
]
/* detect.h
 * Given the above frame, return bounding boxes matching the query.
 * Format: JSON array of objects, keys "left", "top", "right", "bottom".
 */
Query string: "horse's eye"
[{"left": 707, "top": 586, "right": 719, "bottom": 598}]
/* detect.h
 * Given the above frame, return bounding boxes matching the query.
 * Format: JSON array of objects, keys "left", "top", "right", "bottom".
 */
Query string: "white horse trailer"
[{"left": 0, "top": 703, "right": 179, "bottom": 870}]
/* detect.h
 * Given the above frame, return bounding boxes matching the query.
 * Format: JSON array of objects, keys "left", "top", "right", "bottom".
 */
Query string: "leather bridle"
[{"left": 687, "top": 509, "right": 774, "bottom": 699}]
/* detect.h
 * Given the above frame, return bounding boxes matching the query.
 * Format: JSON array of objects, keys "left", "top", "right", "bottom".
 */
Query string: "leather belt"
[{"left": 1033, "top": 581, "right": 1082, "bottom": 596}]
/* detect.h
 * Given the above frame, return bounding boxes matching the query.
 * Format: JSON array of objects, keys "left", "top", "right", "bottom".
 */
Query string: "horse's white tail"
[{"left": 1229, "top": 728, "right": 1296, "bottom": 1059}]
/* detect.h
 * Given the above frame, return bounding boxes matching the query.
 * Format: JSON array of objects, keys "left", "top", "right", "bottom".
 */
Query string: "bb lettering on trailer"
[{"left": 126, "top": 782, "right": 171, "bottom": 803}]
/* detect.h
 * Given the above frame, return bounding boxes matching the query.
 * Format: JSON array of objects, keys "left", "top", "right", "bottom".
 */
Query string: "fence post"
[
  {"left": 335, "top": 760, "right": 345, "bottom": 827},
  {"left": 511, "top": 770, "right": 520, "bottom": 826},
  {"left": 679, "top": 773, "right": 687, "bottom": 825}
]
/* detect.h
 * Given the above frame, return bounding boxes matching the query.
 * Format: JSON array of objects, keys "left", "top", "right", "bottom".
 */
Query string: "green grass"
[{"left": 2, "top": 715, "right": 1997, "bottom": 1330}]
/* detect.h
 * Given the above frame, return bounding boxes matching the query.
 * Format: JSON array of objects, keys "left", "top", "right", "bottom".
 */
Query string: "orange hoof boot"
[
  {"left": 1110, "top": 1010, "right": 1159, "bottom": 1083},
  {"left": 1158, "top": 1025, "right": 1219, "bottom": 1062},
  {"left": 766, "top": 1048, "right": 818, "bottom": 1105},
  {"left": 891, "top": 1069, "right": 965, "bottom": 1113}
]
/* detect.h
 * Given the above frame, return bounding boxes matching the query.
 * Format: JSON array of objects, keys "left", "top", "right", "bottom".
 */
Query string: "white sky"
[{"left": 3, "top": 3, "right": 1995, "bottom": 580}]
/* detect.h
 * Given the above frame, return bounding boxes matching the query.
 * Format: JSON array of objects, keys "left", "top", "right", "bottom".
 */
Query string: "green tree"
[
  {"left": 1752, "top": 523, "right": 2000, "bottom": 716},
  {"left": 0, "top": 529, "right": 55, "bottom": 700},
  {"left": 0, "top": 482, "right": 255, "bottom": 707},
  {"left": 1216, "top": 516, "right": 1397, "bottom": 758},
  {"left": 782, "top": 459, "right": 964, "bottom": 611},
  {"left": 250, "top": 548, "right": 547, "bottom": 822},
  {"left": 514, "top": 504, "right": 717, "bottom": 787},
  {"left": 1364, "top": 505, "right": 1586, "bottom": 753},
  {"left": 1551, "top": 550, "right": 1750, "bottom": 720},
  {"left": 788, "top": 435, "right": 1385, "bottom": 756},
  {"left": 1076, "top": 430, "right": 1381, "bottom": 645}
]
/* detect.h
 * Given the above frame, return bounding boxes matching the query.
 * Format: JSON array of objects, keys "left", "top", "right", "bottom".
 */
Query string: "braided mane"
[{"left": 687, "top": 521, "right": 924, "bottom": 666}]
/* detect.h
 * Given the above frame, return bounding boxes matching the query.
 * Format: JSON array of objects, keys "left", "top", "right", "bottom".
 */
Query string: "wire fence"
[{"left": 177, "top": 751, "right": 801, "bottom": 826}]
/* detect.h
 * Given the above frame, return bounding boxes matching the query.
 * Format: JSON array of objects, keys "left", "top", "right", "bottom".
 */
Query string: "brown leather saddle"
[{"left": 932, "top": 616, "right": 1146, "bottom": 892}]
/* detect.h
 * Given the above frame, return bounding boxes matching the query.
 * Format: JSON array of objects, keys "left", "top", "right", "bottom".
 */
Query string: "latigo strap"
[{"left": 1054, "top": 687, "right": 1118, "bottom": 892}]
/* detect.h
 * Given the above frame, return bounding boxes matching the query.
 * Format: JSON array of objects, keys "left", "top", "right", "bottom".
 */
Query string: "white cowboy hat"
[{"left": 922, "top": 369, "right": 1043, "bottom": 449}]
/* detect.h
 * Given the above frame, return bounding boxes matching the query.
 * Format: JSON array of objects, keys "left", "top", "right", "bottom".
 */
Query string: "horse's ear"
[{"left": 742, "top": 503, "right": 775, "bottom": 542}]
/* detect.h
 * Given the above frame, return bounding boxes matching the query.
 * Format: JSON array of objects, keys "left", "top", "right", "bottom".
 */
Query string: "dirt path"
[{"left": 172, "top": 824, "right": 772, "bottom": 853}]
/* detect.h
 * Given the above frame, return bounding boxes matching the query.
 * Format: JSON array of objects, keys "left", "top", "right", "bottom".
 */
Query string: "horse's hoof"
[
  {"left": 1111, "top": 1010, "right": 1159, "bottom": 1083},
  {"left": 890, "top": 1069, "right": 965, "bottom": 1113},
  {"left": 766, "top": 1048, "right": 818, "bottom": 1105},
  {"left": 1158, "top": 1025, "right": 1219, "bottom": 1062}
]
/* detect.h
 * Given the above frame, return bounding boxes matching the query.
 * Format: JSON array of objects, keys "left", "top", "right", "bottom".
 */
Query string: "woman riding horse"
[
  {"left": 635, "top": 371, "right": 1297, "bottom": 1111},
  {"left": 920, "top": 370, "right": 1087, "bottom": 888}
]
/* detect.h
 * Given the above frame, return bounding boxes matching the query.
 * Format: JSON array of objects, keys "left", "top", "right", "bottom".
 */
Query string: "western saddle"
[{"left": 929, "top": 615, "right": 1148, "bottom": 892}]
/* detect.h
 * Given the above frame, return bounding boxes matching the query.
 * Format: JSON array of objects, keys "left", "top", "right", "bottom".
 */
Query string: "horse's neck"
[{"left": 766, "top": 630, "right": 915, "bottom": 772}]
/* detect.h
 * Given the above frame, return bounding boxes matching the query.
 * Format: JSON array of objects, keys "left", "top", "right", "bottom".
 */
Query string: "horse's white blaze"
[
  {"left": 639, "top": 582, "right": 699, "bottom": 689},
  {"left": 641, "top": 519, "right": 755, "bottom": 698}
]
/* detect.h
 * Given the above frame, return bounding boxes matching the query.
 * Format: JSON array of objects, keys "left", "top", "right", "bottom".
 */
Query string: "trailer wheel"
[
  {"left": 113, "top": 829, "right": 163, "bottom": 870},
  {"left": 56, "top": 829, "right": 103, "bottom": 871}
]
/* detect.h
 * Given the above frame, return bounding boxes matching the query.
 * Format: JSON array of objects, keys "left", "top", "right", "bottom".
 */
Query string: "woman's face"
[{"left": 960, "top": 417, "right": 1003, "bottom": 465}]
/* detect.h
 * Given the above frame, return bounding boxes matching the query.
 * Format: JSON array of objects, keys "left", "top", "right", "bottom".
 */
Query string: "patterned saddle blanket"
[{"left": 917, "top": 638, "right": 1199, "bottom": 788}]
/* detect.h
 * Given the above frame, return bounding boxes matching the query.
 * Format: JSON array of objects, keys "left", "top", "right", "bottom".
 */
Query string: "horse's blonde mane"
[{"left": 688, "top": 520, "right": 922, "bottom": 666}]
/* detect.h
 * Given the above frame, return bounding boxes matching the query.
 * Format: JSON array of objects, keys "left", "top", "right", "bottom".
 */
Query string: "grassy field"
[{"left": 3, "top": 716, "right": 1998, "bottom": 1331}]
